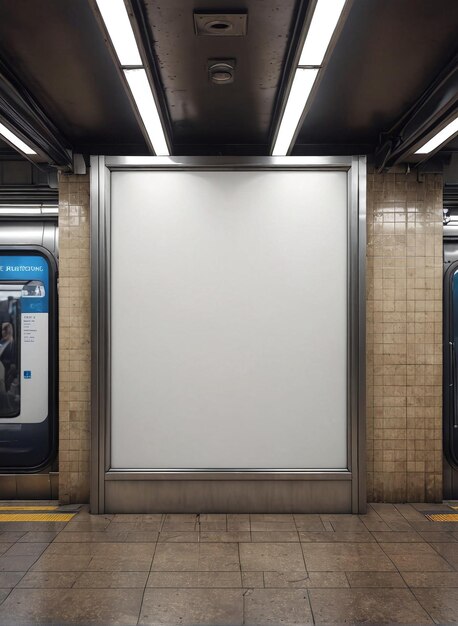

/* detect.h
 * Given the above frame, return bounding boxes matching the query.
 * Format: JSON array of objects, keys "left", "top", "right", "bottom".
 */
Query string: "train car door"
[{"left": 0, "top": 246, "right": 57, "bottom": 471}]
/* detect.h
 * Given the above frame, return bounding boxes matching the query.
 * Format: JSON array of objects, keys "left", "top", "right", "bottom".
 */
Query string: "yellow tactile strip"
[
  {"left": 425, "top": 513, "right": 458, "bottom": 522},
  {"left": 0, "top": 513, "right": 75, "bottom": 522}
]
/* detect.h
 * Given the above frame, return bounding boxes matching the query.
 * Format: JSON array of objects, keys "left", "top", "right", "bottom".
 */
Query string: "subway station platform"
[{"left": 0, "top": 503, "right": 457, "bottom": 625}]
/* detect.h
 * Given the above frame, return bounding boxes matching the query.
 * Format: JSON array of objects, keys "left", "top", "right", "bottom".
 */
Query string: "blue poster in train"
[{"left": 0, "top": 255, "right": 49, "bottom": 423}]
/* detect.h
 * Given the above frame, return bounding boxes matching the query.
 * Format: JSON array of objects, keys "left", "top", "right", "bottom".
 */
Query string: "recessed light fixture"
[
  {"left": 272, "top": 0, "right": 348, "bottom": 156},
  {"left": 95, "top": 0, "right": 142, "bottom": 66},
  {"left": 272, "top": 69, "right": 318, "bottom": 156},
  {"left": 124, "top": 69, "right": 169, "bottom": 156},
  {"left": 299, "top": 0, "right": 346, "bottom": 66},
  {"left": 414, "top": 115, "right": 458, "bottom": 155},
  {"left": 95, "top": 0, "right": 169, "bottom": 155},
  {"left": 0, "top": 122, "right": 37, "bottom": 155}
]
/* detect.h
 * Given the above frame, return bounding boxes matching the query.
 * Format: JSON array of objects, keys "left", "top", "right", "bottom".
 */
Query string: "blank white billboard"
[{"left": 110, "top": 170, "right": 348, "bottom": 469}]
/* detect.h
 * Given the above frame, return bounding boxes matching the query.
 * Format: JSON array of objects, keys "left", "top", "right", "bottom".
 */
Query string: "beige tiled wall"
[
  {"left": 366, "top": 170, "right": 443, "bottom": 502},
  {"left": 58, "top": 173, "right": 91, "bottom": 503}
]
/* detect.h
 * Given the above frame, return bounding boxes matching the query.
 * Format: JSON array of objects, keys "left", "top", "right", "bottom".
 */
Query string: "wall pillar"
[
  {"left": 58, "top": 173, "right": 91, "bottom": 503},
  {"left": 366, "top": 170, "right": 443, "bottom": 502}
]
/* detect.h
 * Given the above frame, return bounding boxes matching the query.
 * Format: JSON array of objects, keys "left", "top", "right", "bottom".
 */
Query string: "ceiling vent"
[{"left": 194, "top": 12, "right": 247, "bottom": 36}]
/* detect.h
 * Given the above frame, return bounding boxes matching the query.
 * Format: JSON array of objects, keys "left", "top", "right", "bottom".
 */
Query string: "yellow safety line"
[
  {"left": 0, "top": 513, "right": 75, "bottom": 522},
  {"left": 425, "top": 513, "right": 458, "bottom": 522},
  {"left": 0, "top": 506, "right": 58, "bottom": 511}
]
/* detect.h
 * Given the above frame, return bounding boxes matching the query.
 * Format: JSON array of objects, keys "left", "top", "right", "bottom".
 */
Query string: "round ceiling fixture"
[
  {"left": 204, "top": 20, "right": 233, "bottom": 33},
  {"left": 208, "top": 61, "right": 235, "bottom": 85}
]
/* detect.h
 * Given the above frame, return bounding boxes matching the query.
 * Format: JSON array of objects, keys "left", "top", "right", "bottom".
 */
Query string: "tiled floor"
[{"left": 0, "top": 503, "right": 457, "bottom": 624}]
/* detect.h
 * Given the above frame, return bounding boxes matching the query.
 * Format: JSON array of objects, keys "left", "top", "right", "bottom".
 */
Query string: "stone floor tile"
[
  {"left": 30, "top": 554, "right": 92, "bottom": 571},
  {"left": 329, "top": 519, "right": 368, "bottom": 532},
  {"left": 165, "top": 514, "right": 198, "bottom": 523},
  {"left": 402, "top": 571, "right": 458, "bottom": 587},
  {"left": 379, "top": 542, "right": 437, "bottom": 555},
  {"left": 161, "top": 522, "right": 197, "bottom": 532},
  {"left": 299, "top": 531, "right": 374, "bottom": 542},
  {"left": 17, "top": 531, "right": 59, "bottom": 543},
  {"left": 123, "top": 531, "right": 159, "bottom": 542},
  {"left": 241, "top": 571, "right": 264, "bottom": 588},
  {"left": 152, "top": 543, "right": 240, "bottom": 571},
  {"left": 250, "top": 514, "right": 295, "bottom": 522},
  {"left": 346, "top": 571, "right": 406, "bottom": 587},
  {"left": 53, "top": 530, "right": 127, "bottom": 543},
  {"left": 387, "top": 553, "right": 453, "bottom": 572},
  {"left": 139, "top": 588, "right": 243, "bottom": 625},
  {"left": 293, "top": 515, "right": 326, "bottom": 531},
  {"left": 301, "top": 542, "right": 396, "bottom": 572},
  {"left": 309, "top": 588, "right": 433, "bottom": 624},
  {"left": 74, "top": 571, "right": 149, "bottom": 588},
  {"left": 0, "top": 532, "right": 26, "bottom": 542},
  {"left": 429, "top": 542, "right": 458, "bottom": 568},
  {"left": 227, "top": 518, "right": 250, "bottom": 531},
  {"left": 412, "top": 588, "right": 458, "bottom": 624},
  {"left": 251, "top": 531, "right": 299, "bottom": 542},
  {"left": 263, "top": 570, "right": 348, "bottom": 589},
  {"left": 0, "top": 555, "right": 39, "bottom": 571},
  {"left": 87, "top": 556, "right": 153, "bottom": 571},
  {"left": 0, "top": 544, "right": 12, "bottom": 558},
  {"left": 62, "top": 520, "right": 111, "bottom": 532},
  {"left": 200, "top": 531, "right": 251, "bottom": 542},
  {"left": 0, "top": 588, "right": 144, "bottom": 625},
  {"left": 147, "top": 571, "right": 242, "bottom": 588},
  {"left": 418, "top": 531, "right": 457, "bottom": 542},
  {"left": 0, "top": 589, "right": 11, "bottom": 605},
  {"left": 371, "top": 531, "right": 422, "bottom": 543},
  {"left": 17, "top": 571, "right": 81, "bottom": 588},
  {"left": 243, "top": 588, "right": 313, "bottom": 624},
  {"left": 0, "top": 571, "right": 25, "bottom": 587},
  {"left": 262, "top": 570, "right": 309, "bottom": 588},
  {"left": 199, "top": 514, "right": 227, "bottom": 522},
  {"left": 240, "top": 543, "right": 306, "bottom": 571},
  {"left": 199, "top": 521, "right": 227, "bottom": 531},
  {"left": 0, "top": 522, "right": 66, "bottom": 532},
  {"left": 158, "top": 531, "right": 200, "bottom": 542},
  {"left": 112, "top": 514, "right": 162, "bottom": 523},
  {"left": 4, "top": 542, "right": 49, "bottom": 557},
  {"left": 394, "top": 504, "right": 427, "bottom": 522},
  {"left": 250, "top": 521, "right": 297, "bottom": 531},
  {"left": 410, "top": 521, "right": 458, "bottom": 532},
  {"left": 45, "top": 541, "right": 156, "bottom": 558},
  {"left": 360, "top": 519, "right": 392, "bottom": 532}
]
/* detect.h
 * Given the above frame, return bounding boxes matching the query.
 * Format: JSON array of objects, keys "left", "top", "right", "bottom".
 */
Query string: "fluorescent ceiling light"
[
  {"left": 124, "top": 69, "right": 169, "bottom": 156},
  {"left": 272, "top": 68, "right": 318, "bottom": 156},
  {"left": 95, "top": 0, "right": 142, "bottom": 66},
  {"left": 414, "top": 116, "right": 458, "bottom": 154},
  {"left": 0, "top": 122, "right": 37, "bottom": 155},
  {"left": 299, "top": 0, "right": 346, "bottom": 66}
]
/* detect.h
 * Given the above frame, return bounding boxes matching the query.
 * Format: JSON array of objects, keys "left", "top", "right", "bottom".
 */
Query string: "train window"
[{"left": 0, "top": 285, "right": 21, "bottom": 417}]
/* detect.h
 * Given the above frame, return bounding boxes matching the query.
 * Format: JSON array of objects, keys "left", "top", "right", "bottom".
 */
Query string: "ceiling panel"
[
  {"left": 0, "top": 0, "right": 148, "bottom": 152},
  {"left": 144, "top": 0, "right": 301, "bottom": 147},
  {"left": 295, "top": 0, "right": 458, "bottom": 149}
]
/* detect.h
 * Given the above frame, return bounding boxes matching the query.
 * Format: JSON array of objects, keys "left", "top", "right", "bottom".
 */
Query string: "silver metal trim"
[
  {"left": 105, "top": 470, "right": 352, "bottom": 481},
  {"left": 90, "top": 156, "right": 366, "bottom": 513},
  {"left": 104, "top": 156, "right": 354, "bottom": 169}
]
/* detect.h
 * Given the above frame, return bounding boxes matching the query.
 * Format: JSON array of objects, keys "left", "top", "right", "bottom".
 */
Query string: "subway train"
[
  {"left": 443, "top": 184, "right": 458, "bottom": 499},
  {"left": 0, "top": 219, "right": 58, "bottom": 497}
]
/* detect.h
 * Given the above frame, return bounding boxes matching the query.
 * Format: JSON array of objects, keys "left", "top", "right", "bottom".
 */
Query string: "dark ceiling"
[{"left": 0, "top": 0, "right": 456, "bottom": 164}]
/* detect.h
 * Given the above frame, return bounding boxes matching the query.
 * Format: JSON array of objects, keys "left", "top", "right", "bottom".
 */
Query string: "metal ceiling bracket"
[
  {"left": 0, "top": 58, "right": 73, "bottom": 169},
  {"left": 374, "top": 52, "right": 458, "bottom": 172}
]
